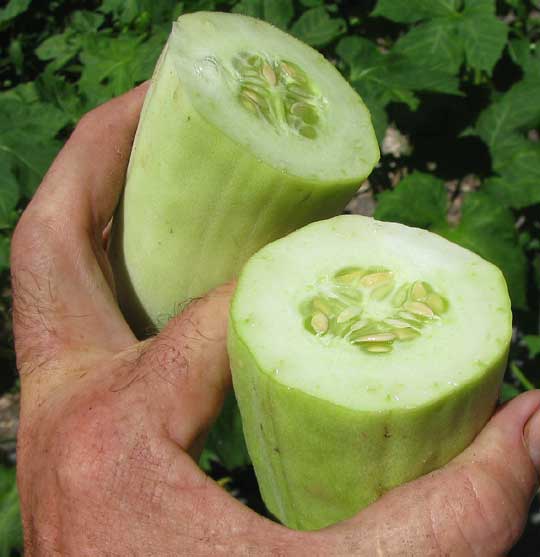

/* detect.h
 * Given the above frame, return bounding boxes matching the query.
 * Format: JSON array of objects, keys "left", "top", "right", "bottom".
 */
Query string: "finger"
[
  {"left": 319, "top": 390, "right": 540, "bottom": 556},
  {"left": 33, "top": 82, "right": 149, "bottom": 233},
  {"left": 11, "top": 85, "right": 148, "bottom": 367},
  {"left": 115, "top": 282, "right": 236, "bottom": 455}
]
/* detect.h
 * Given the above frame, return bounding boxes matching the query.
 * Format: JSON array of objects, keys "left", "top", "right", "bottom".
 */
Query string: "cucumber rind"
[{"left": 229, "top": 316, "right": 506, "bottom": 530}]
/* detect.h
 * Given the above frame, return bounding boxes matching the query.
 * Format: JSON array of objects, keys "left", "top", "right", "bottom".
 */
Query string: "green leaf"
[
  {"left": 484, "top": 135, "right": 540, "bottom": 209},
  {"left": 263, "top": 0, "right": 294, "bottom": 29},
  {"left": 500, "top": 381, "right": 521, "bottom": 402},
  {"left": 508, "top": 38, "right": 540, "bottom": 80},
  {"left": 0, "top": 0, "right": 32, "bottom": 25},
  {"left": 393, "top": 19, "right": 463, "bottom": 75},
  {"left": 437, "top": 192, "right": 527, "bottom": 308},
  {"left": 99, "top": 0, "right": 145, "bottom": 24},
  {"left": 485, "top": 177, "right": 540, "bottom": 210},
  {"left": 0, "top": 81, "right": 39, "bottom": 103},
  {"left": 337, "top": 36, "right": 383, "bottom": 71},
  {"left": 231, "top": 0, "right": 263, "bottom": 18},
  {"left": 460, "top": 0, "right": 508, "bottom": 73},
  {"left": 0, "top": 154, "right": 20, "bottom": 229},
  {"left": 78, "top": 31, "right": 166, "bottom": 107},
  {"left": 290, "top": 7, "right": 346, "bottom": 47},
  {"left": 8, "top": 38, "right": 24, "bottom": 75},
  {"left": 0, "top": 95, "right": 67, "bottom": 143},
  {"left": 100, "top": 0, "right": 135, "bottom": 19},
  {"left": 523, "top": 335, "right": 540, "bottom": 359},
  {"left": 181, "top": 0, "right": 217, "bottom": 11},
  {"left": 460, "top": 0, "right": 496, "bottom": 16},
  {"left": 389, "top": 54, "right": 461, "bottom": 95},
  {"left": 299, "top": 0, "right": 323, "bottom": 6},
  {"left": 36, "top": 11, "right": 105, "bottom": 72},
  {"left": 374, "top": 172, "right": 448, "bottom": 229},
  {"left": 376, "top": 0, "right": 506, "bottom": 74},
  {"left": 476, "top": 77, "right": 540, "bottom": 151},
  {"left": 362, "top": 95, "right": 388, "bottom": 143},
  {"left": 205, "top": 393, "right": 250, "bottom": 469},
  {"left": 36, "top": 33, "right": 82, "bottom": 71},
  {"left": 0, "top": 97, "right": 68, "bottom": 197},
  {"left": 71, "top": 10, "right": 105, "bottom": 32},
  {"left": 372, "top": 0, "right": 459, "bottom": 23},
  {"left": 508, "top": 38, "right": 532, "bottom": 70},
  {"left": 36, "top": 75, "right": 86, "bottom": 125},
  {"left": 135, "top": 30, "right": 170, "bottom": 82},
  {"left": 511, "top": 362, "right": 536, "bottom": 390},
  {"left": 0, "top": 466, "right": 22, "bottom": 557},
  {"left": 100, "top": 0, "right": 180, "bottom": 25},
  {"left": 534, "top": 254, "right": 540, "bottom": 294},
  {"left": 198, "top": 447, "right": 219, "bottom": 472},
  {"left": 336, "top": 38, "right": 391, "bottom": 136},
  {"left": 0, "top": 235, "right": 9, "bottom": 271},
  {"left": 337, "top": 36, "right": 459, "bottom": 114},
  {"left": 337, "top": 37, "right": 420, "bottom": 110}
]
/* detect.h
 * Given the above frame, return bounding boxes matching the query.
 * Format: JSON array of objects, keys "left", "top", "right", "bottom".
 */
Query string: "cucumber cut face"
[
  {"left": 229, "top": 215, "right": 512, "bottom": 530},
  {"left": 109, "top": 12, "right": 379, "bottom": 334},
  {"left": 169, "top": 12, "right": 378, "bottom": 181}
]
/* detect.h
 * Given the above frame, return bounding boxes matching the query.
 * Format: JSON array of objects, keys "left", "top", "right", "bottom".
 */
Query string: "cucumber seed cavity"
[
  {"left": 303, "top": 268, "right": 448, "bottom": 354},
  {"left": 233, "top": 52, "right": 326, "bottom": 139}
]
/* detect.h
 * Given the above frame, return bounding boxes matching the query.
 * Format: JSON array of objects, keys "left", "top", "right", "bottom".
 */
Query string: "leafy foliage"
[
  {"left": 374, "top": 0, "right": 508, "bottom": 73},
  {"left": 0, "top": 466, "right": 22, "bottom": 557},
  {"left": 204, "top": 393, "right": 250, "bottom": 469},
  {"left": 0, "top": 0, "right": 32, "bottom": 26},
  {"left": 374, "top": 172, "right": 448, "bottom": 229},
  {"left": 0, "top": 0, "right": 539, "bottom": 554},
  {"left": 290, "top": 6, "right": 345, "bottom": 46}
]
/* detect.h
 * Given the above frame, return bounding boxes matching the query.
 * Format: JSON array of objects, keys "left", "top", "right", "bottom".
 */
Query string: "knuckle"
[
  {"left": 467, "top": 468, "right": 527, "bottom": 546},
  {"left": 12, "top": 213, "right": 59, "bottom": 257},
  {"left": 138, "top": 334, "right": 190, "bottom": 380},
  {"left": 73, "top": 109, "right": 100, "bottom": 138},
  {"left": 429, "top": 465, "right": 528, "bottom": 555}
]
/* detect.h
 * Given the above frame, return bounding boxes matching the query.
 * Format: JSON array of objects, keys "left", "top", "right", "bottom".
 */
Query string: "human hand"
[{"left": 11, "top": 84, "right": 540, "bottom": 556}]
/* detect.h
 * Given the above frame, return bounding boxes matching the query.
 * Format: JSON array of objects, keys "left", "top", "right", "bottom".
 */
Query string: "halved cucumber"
[
  {"left": 229, "top": 215, "right": 512, "bottom": 530},
  {"left": 109, "top": 11, "right": 379, "bottom": 334}
]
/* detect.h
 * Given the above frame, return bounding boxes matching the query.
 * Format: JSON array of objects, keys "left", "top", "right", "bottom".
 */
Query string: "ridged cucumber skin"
[
  {"left": 228, "top": 317, "right": 507, "bottom": 531},
  {"left": 109, "top": 33, "right": 375, "bottom": 335}
]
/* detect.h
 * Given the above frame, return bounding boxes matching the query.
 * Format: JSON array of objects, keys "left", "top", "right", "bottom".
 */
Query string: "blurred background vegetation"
[{"left": 1, "top": 0, "right": 539, "bottom": 554}]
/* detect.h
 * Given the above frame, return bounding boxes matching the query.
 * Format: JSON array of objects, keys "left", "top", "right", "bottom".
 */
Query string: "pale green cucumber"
[
  {"left": 229, "top": 215, "right": 512, "bottom": 530},
  {"left": 109, "top": 11, "right": 379, "bottom": 334}
]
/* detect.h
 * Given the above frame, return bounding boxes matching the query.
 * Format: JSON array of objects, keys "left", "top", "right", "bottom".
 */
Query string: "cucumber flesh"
[
  {"left": 228, "top": 215, "right": 511, "bottom": 530},
  {"left": 109, "top": 12, "right": 379, "bottom": 334}
]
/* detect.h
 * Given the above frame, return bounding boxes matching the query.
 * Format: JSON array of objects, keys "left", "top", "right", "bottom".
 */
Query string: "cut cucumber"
[
  {"left": 229, "top": 215, "right": 511, "bottom": 530},
  {"left": 109, "top": 11, "right": 379, "bottom": 334}
]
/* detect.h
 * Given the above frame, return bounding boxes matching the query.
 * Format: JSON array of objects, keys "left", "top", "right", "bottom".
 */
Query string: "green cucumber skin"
[
  {"left": 228, "top": 317, "right": 507, "bottom": 530},
  {"left": 109, "top": 41, "right": 368, "bottom": 335}
]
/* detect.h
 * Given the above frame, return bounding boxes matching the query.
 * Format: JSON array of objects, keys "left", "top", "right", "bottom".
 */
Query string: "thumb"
[
  {"left": 132, "top": 282, "right": 235, "bottom": 455},
  {"left": 321, "top": 390, "right": 540, "bottom": 556}
]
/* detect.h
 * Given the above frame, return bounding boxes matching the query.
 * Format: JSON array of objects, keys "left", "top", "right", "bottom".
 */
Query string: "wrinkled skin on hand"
[{"left": 11, "top": 83, "right": 540, "bottom": 556}]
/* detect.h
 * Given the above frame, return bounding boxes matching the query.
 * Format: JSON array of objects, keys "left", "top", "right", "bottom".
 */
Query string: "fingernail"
[{"left": 525, "top": 409, "right": 540, "bottom": 472}]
